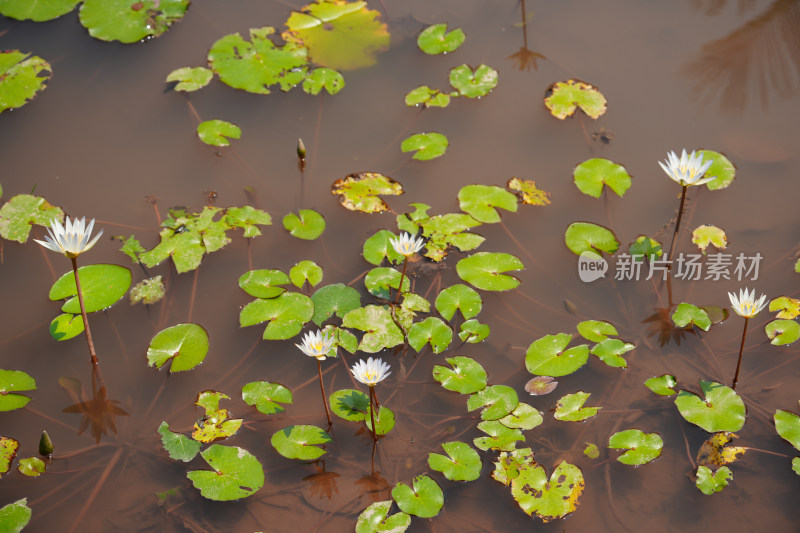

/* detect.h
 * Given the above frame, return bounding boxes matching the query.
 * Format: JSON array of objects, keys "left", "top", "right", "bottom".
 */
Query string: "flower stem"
[
  {"left": 666, "top": 185, "right": 688, "bottom": 265},
  {"left": 732, "top": 317, "right": 749, "bottom": 391},
  {"left": 393, "top": 258, "right": 408, "bottom": 305},
  {"left": 71, "top": 257, "right": 105, "bottom": 391},
  {"left": 368, "top": 386, "right": 378, "bottom": 443},
  {"left": 317, "top": 359, "right": 332, "bottom": 427}
]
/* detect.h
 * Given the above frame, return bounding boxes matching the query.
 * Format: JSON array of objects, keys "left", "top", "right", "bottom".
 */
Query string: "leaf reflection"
[
  {"left": 59, "top": 374, "right": 128, "bottom": 444},
  {"left": 642, "top": 307, "right": 695, "bottom": 347},
  {"left": 303, "top": 463, "right": 341, "bottom": 500},
  {"left": 354, "top": 471, "right": 391, "bottom": 501}
]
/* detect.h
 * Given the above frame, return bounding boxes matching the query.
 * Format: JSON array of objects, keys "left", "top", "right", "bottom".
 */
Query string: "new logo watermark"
[{"left": 578, "top": 251, "right": 608, "bottom": 282}]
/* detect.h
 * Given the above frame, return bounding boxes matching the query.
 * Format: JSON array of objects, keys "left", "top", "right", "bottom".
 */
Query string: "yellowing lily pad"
[
  {"left": 507, "top": 177, "right": 551, "bottom": 206},
  {"left": 692, "top": 225, "right": 727, "bottom": 253},
  {"left": 511, "top": 461, "right": 584, "bottom": 522},
  {"left": 332, "top": 172, "right": 403, "bottom": 213},
  {"left": 544, "top": 79, "right": 607, "bottom": 120},
  {"left": 696, "top": 432, "right": 747, "bottom": 468}
]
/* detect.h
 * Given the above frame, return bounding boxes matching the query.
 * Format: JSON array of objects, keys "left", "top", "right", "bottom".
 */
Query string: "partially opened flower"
[
  {"left": 350, "top": 357, "right": 391, "bottom": 386},
  {"left": 659, "top": 149, "right": 715, "bottom": 187},
  {"left": 728, "top": 287, "right": 768, "bottom": 318},
  {"left": 389, "top": 232, "right": 424, "bottom": 258},
  {"left": 35, "top": 216, "right": 103, "bottom": 258},
  {"left": 296, "top": 330, "right": 335, "bottom": 360}
]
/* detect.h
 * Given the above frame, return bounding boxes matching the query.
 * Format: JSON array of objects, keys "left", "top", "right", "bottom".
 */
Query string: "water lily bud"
[
  {"left": 39, "top": 430, "right": 54, "bottom": 456},
  {"left": 297, "top": 138, "right": 306, "bottom": 160}
]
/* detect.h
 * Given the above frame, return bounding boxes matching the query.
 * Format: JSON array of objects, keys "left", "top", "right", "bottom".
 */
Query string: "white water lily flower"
[
  {"left": 296, "top": 330, "right": 335, "bottom": 360},
  {"left": 659, "top": 149, "right": 715, "bottom": 187},
  {"left": 389, "top": 232, "right": 424, "bottom": 257},
  {"left": 350, "top": 357, "right": 391, "bottom": 386},
  {"left": 728, "top": 287, "right": 768, "bottom": 318},
  {"left": 35, "top": 216, "right": 103, "bottom": 258}
]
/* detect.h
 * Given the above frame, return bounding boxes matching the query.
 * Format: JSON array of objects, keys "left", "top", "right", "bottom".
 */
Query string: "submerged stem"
[
  {"left": 317, "top": 360, "right": 332, "bottom": 427},
  {"left": 732, "top": 317, "right": 749, "bottom": 390},
  {"left": 368, "top": 386, "right": 378, "bottom": 443}
]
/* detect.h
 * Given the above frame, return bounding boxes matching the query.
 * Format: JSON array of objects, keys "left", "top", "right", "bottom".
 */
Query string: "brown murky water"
[{"left": 1, "top": 0, "right": 799, "bottom": 531}]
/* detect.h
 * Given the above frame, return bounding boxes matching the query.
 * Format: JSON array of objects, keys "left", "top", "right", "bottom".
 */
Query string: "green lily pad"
[
  {"left": 674, "top": 380, "right": 746, "bottom": 433},
  {"left": 511, "top": 461, "right": 584, "bottom": 522},
  {"left": 166, "top": 66, "right": 213, "bottom": 92},
  {"left": 456, "top": 252, "right": 524, "bottom": 291},
  {"left": 629, "top": 235, "right": 663, "bottom": 261},
  {"left": 332, "top": 172, "right": 403, "bottom": 213},
  {"left": 449, "top": 64, "right": 498, "bottom": 98},
  {"left": 0, "top": 436, "right": 19, "bottom": 476},
  {"left": 208, "top": 26, "right": 308, "bottom": 94},
  {"left": 775, "top": 410, "right": 800, "bottom": 451},
  {"left": 467, "top": 385, "right": 519, "bottom": 421},
  {"left": 363, "top": 230, "right": 406, "bottom": 265},
  {"left": 0, "top": 0, "right": 80, "bottom": 21},
  {"left": 499, "top": 402, "right": 543, "bottom": 431},
  {"left": 554, "top": 391, "right": 600, "bottom": 422},
  {"left": 645, "top": 375, "right": 677, "bottom": 396},
  {"left": 197, "top": 119, "right": 241, "bottom": 147},
  {"left": 474, "top": 420, "right": 525, "bottom": 452},
  {"left": 330, "top": 388, "right": 369, "bottom": 421},
  {"left": 302, "top": 67, "right": 345, "bottom": 95},
  {"left": 765, "top": 319, "right": 800, "bottom": 345},
  {"left": 591, "top": 338, "right": 635, "bottom": 368},
  {"left": 158, "top": 421, "right": 201, "bottom": 462},
  {"left": 564, "top": 222, "right": 619, "bottom": 255},
  {"left": 696, "top": 465, "right": 732, "bottom": 495},
  {"left": 427, "top": 441, "right": 481, "bottom": 482},
  {"left": 391, "top": 475, "right": 443, "bottom": 519},
  {"left": 289, "top": 260, "right": 323, "bottom": 288},
  {"left": 573, "top": 158, "right": 631, "bottom": 198},
  {"left": 491, "top": 447, "right": 534, "bottom": 485},
  {"left": 325, "top": 325, "right": 358, "bottom": 353},
  {"left": 608, "top": 429, "right": 663, "bottom": 465},
  {"left": 576, "top": 320, "right": 618, "bottom": 342},
  {"left": 271, "top": 425, "right": 331, "bottom": 460},
  {"left": 698, "top": 150, "right": 735, "bottom": 190},
  {"left": 223, "top": 206, "right": 272, "bottom": 237},
  {"left": 50, "top": 264, "right": 131, "bottom": 314},
  {"left": 147, "top": 323, "right": 209, "bottom": 372},
  {"left": 408, "top": 317, "right": 452, "bottom": 354},
  {"left": 283, "top": 0, "right": 389, "bottom": 71},
  {"left": 239, "top": 292, "right": 314, "bottom": 340},
  {"left": 507, "top": 177, "right": 551, "bottom": 206},
  {"left": 117, "top": 235, "right": 146, "bottom": 262},
  {"left": 794, "top": 457, "right": 800, "bottom": 475},
  {"left": 458, "top": 184, "right": 517, "bottom": 223},
  {"left": 364, "top": 267, "right": 409, "bottom": 300},
  {"left": 584, "top": 443, "right": 599, "bottom": 459},
  {"left": 525, "top": 333, "right": 589, "bottom": 377},
  {"left": 311, "top": 283, "right": 361, "bottom": 325},
  {"left": 401, "top": 132, "right": 448, "bottom": 161},
  {"left": 18, "top": 457, "right": 45, "bottom": 477},
  {"left": 239, "top": 269, "right": 289, "bottom": 299},
  {"left": 0, "top": 194, "right": 62, "bottom": 243},
  {"left": 364, "top": 405, "right": 395, "bottom": 435},
  {"left": 0, "top": 51, "right": 52, "bottom": 113},
  {"left": 404, "top": 85, "right": 450, "bottom": 108},
  {"left": 415, "top": 212, "right": 484, "bottom": 261},
  {"left": 355, "top": 500, "right": 411, "bottom": 533},
  {"left": 769, "top": 296, "right": 800, "bottom": 320},
  {"left": 0, "top": 369, "right": 36, "bottom": 411},
  {"left": 672, "top": 303, "right": 711, "bottom": 331},
  {"left": 432, "top": 356, "right": 487, "bottom": 394},
  {"left": 435, "top": 284, "right": 482, "bottom": 321},
  {"left": 49, "top": 313, "right": 84, "bottom": 341},
  {"left": 0, "top": 498, "right": 31, "bottom": 533},
  {"left": 342, "top": 305, "right": 404, "bottom": 353},
  {"left": 187, "top": 444, "right": 264, "bottom": 501},
  {"left": 692, "top": 225, "right": 727, "bottom": 253},
  {"left": 544, "top": 79, "right": 607, "bottom": 119},
  {"left": 129, "top": 275, "right": 165, "bottom": 305},
  {"left": 458, "top": 319, "right": 490, "bottom": 343},
  {"left": 242, "top": 381, "right": 293, "bottom": 415},
  {"left": 417, "top": 23, "right": 465, "bottom": 54},
  {"left": 283, "top": 209, "right": 325, "bottom": 240},
  {"left": 79, "top": 0, "right": 189, "bottom": 43}
]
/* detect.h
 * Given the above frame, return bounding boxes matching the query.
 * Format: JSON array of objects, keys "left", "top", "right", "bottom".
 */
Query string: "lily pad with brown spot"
[
  {"left": 331, "top": 173, "right": 403, "bottom": 213},
  {"left": 544, "top": 79, "right": 607, "bottom": 120}
]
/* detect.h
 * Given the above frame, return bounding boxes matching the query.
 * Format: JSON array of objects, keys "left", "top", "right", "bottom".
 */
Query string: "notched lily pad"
[
  {"left": 79, "top": 0, "right": 189, "bottom": 43},
  {"left": 0, "top": 369, "right": 36, "bottom": 411},
  {"left": 50, "top": 264, "right": 132, "bottom": 314},
  {"left": 456, "top": 252, "right": 524, "bottom": 291},
  {"left": 158, "top": 421, "right": 201, "bottom": 462},
  {"left": 242, "top": 381, "right": 293, "bottom": 415},
  {"left": 645, "top": 374, "right": 677, "bottom": 396},
  {"left": 408, "top": 317, "right": 452, "bottom": 354},
  {"left": 427, "top": 441, "right": 481, "bottom": 482},
  {"left": 564, "top": 222, "right": 619, "bottom": 255},
  {"left": 698, "top": 150, "right": 735, "bottom": 190},
  {"left": 769, "top": 296, "right": 800, "bottom": 320},
  {"left": 302, "top": 67, "right": 345, "bottom": 95},
  {"left": 467, "top": 385, "right": 519, "bottom": 421},
  {"left": 573, "top": 158, "right": 631, "bottom": 198},
  {"left": 166, "top": 66, "right": 213, "bottom": 92},
  {"left": 404, "top": 85, "right": 450, "bottom": 108},
  {"left": 239, "top": 269, "right": 289, "bottom": 299},
  {"left": 341, "top": 305, "right": 404, "bottom": 353},
  {"left": 311, "top": 283, "right": 361, "bottom": 325},
  {"left": 283, "top": 209, "right": 325, "bottom": 240},
  {"left": 330, "top": 388, "right": 369, "bottom": 421},
  {"left": 0, "top": 0, "right": 80, "bottom": 21},
  {"left": 449, "top": 64, "right": 498, "bottom": 98},
  {"left": 774, "top": 409, "right": 800, "bottom": 451},
  {"left": 544, "top": 79, "right": 607, "bottom": 119},
  {"left": 576, "top": 320, "right": 618, "bottom": 342},
  {"left": 417, "top": 23, "right": 465, "bottom": 54},
  {"left": 271, "top": 424, "right": 331, "bottom": 460},
  {"left": 187, "top": 444, "right": 264, "bottom": 501},
  {"left": 332, "top": 172, "right": 403, "bottom": 213},
  {"left": 525, "top": 333, "right": 589, "bottom": 377},
  {"left": 0, "top": 194, "right": 62, "bottom": 243},
  {"left": 197, "top": 119, "right": 241, "bottom": 147},
  {"left": 674, "top": 380, "right": 746, "bottom": 433},
  {"left": 391, "top": 475, "right": 443, "bottom": 518},
  {"left": 355, "top": 500, "right": 411, "bottom": 533},
  {"left": 696, "top": 465, "right": 732, "bottom": 495},
  {"left": 765, "top": 319, "right": 800, "bottom": 346},
  {"left": 608, "top": 429, "right": 663, "bottom": 465},
  {"left": 474, "top": 420, "right": 524, "bottom": 451},
  {"left": 458, "top": 184, "right": 517, "bottom": 223},
  {"left": 629, "top": 235, "right": 663, "bottom": 262},
  {"left": 554, "top": 391, "right": 600, "bottom": 422},
  {"left": 0, "top": 436, "right": 20, "bottom": 476},
  {"left": 507, "top": 178, "right": 551, "bottom": 206},
  {"left": 0, "top": 498, "right": 31, "bottom": 532},
  {"left": 239, "top": 292, "right": 314, "bottom": 340},
  {"left": 692, "top": 225, "right": 727, "bottom": 253},
  {"left": 49, "top": 313, "right": 84, "bottom": 341},
  {"left": 672, "top": 303, "right": 711, "bottom": 331},
  {"left": 0, "top": 51, "right": 52, "bottom": 113},
  {"left": 290, "top": 260, "right": 323, "bottom": 288},
  {"left": 146, "top": 323, "right": 209, "bottom": 373},
  {"left": 511, "top": 460, "right": 584, "bottom": 522},
  {"left": 432, "top": 356, "right": 487, "bottom": 394},
  {"left": 401, "top": 132, "right": 448, "bottom": 161}
]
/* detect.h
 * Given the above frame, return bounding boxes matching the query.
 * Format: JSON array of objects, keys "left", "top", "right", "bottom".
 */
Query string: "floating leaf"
[
  {"left": 456, "top": 252, "right": 524, "bottom": 291},
  {"left": 364, "top": 405, "right": 395, "bottom": 435},
  {"left": 242, "top": 381, "right": 292, "bottom": 415},
  {"left": 492, "top": 447, "right": 534, "bottom": 485},
  {"left": 674, "top": 381, "right": 746, "bottom": 433},
  {"left": 775, "top": 410, "right": 800, "bottom": 451},
  {"left": 408, "top": 317, "right": 452, "bottom": 354},
  {"left": 332, "top": 172, "right": 403, "bottom": 213},
  {"left": 576, "top": 320, "right": 618, "bottom": 342},
  {"left": 428, "top": 441, "right": 481, "bottom": 482},
  {"left": 449, "top": 64, "right": 498, "bottom": 98},
  {"left": 0, "top": 0, "right": 80, "bottom": 21},
  {"left": 544, "top": 79, "right": 607, "bottom": 119},
  {"left": 500, "top": 403, "right": 543, "bottom": 431},
  {"left": 311, "top": 283, "right": 361, "bottom": 325},
  {"left": 554, "top": 391, "right": 600, "bottom": 422},
  {"left": 672, "top": 303, "right": 711, "bottom": 331},
  {"left": 692, "top": 225, "right": 727, "bottom": 253},
  {"left": 187, "top": 444, "right": 264, "bottom": 501},
  {"left": 330, "top": 388, "right": 369, "bottom": 422},
  {"left": 197, "top": 119, "right": 241, "bottom": 147},
  {"left": 415, "top": 213, "right": 484, "bottom": 261},
  {"left": 79, "top": 0, "right": 189, "bottom": 43},
  {"left": 325, "top": 325, "right": 358, "bottom": 353},
  {"left": 49, "top": 313, "right": 84, "bottom": 341},
  {"left": 0, "top": 498, "right": 31, "bottom": 533},
  {"left": 699, "top": 150, "right": 735, "bottom": 190},
  {"left": 342, "top": 305, "right": 404, "bottom": 353},
  {"left": 166, "top": 66, "right": 213, "bottom": 92},
  {"left": 467, "top": 385, "right": 519, "bottom": 421},
  {"left": 147, "top": 323, "right": 209, "bottom": 372},
  {"left": 629, "top": 235, "right": 663, "bottom": 261},
  {"left": 130, "top": 275, "right": 165, "bottom": 305},
  {"left": 696, "top": 465, "right": 732, "bottom": 495},
  {"left": 525, "top": 333, "right": 589, "bottom": 377},
  {"left": 283, "top": 0, "right": 389, "bottom": 71},
  {"left": 524, "top": 376, "right": 558, "bottom": 396},
  {"left": 573, "top": 158, "right": 631, "bottom": 198},
  {"left": 696, "top": 432, "right": 747, "bottom": 468},
  {"left": 765, "top": 319, "right": 800, "bottom": 345},
  {"left": 0, "top": 369, "right": 36, "bottom": 411},
  {"left": 769, "top": 296, "right": 800, "bottom": 320},
  {"left": 564, "top": 222, "right": 619, "bottom": 255},
  {"left": 364, "top": 267, "right": 409, "bottom": 300},
  {"left": 507, "top": 178, "right": 551, "bottom": 206},
  {"left": 644, "top": 375, "right": 677, "bottom": 396},
  {"left": 355, "top": 500, "right": 411, "bottom": 533},
  {"left": 511, "top": 461, "right": 584, "bottom": 522},
  {"left": 401, "top": 132, "right": 448, "bottom": 161},
  {"left": 290, "top": 260, "right": 323, "bottom": 288},
  {"left": 417, "top": 23, "right": 465, "bottom": 54},
  {"left": 363, "top": 230, "right": 406, "bottom": 265},
  {"left": 0, "top": 194, "right": 62, "bottom": 243},
  {"left": 49, "top": 264, "right": 131, "bottom": 314},
  {"left": 223, "top": 206, "right": 272, "bottom": 237},
  {"left": 158, "top": 421, "right": 201, "bottom": 462},
  {"left": 208, "top": 26, "right": 308, "bottom": 94},
  {"left": 474, "top": 420, "right": 524, "bottom": 451},
  {"left": 283, "top": 209, "right": 325, "bottom": 240},
  {"left": 0, "top": 437, "right": 19, "bottom": 476},
  {"left": 391, "top": 475, "right": 443, "bottom": 518},
  {"left": 271, "top": 425, "right": 331, "bottom": 461},
  {"left": 192, "top": 417, "right": 241, "bottom": 444},
  {"left": 239, "top": 292, "right": 314, "bottom": 340},
  {"left": 584, "top": 443, "right": 599, "bottom": 459},
  {"left": 0, "top": 51, "right": 52, "bottom": 113},
  {"left": 608, "top": 429, "right": 663, "bottom": 465},
  {"left": 591, "top": 338, "right": 634, "bottom": 368},
  {"left": 458, "top": 319, "right": 490, "bottom": 343},
  {"left": 458, "top": 184, "right": 517, "bottom": 223},
  {"left": 239, "top": 269, "right": 289, "bottom": 299},
  {"left": 432, "top": 356, "right": 487, "bottom": 394},
  {"left": 404, "top": 85, "right": 450, "bottom": 108},
  {"left": 116, "top": 235, "right": 146, "bottom": 263},
  {"left": 302, "top": 67, "right": 345, "bottom": 95}
]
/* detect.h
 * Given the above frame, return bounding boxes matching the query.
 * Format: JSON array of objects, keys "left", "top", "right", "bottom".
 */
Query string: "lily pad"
[
  {"left": 283, "top": 209, "right": 325, "bottom": 240},
  {"left": 467, "top": 385, "right": 519, "bottom": 421},
  {"left": 584, "top": 443, "right": 599, "bottom": 459},
  {"left": 769, "top": 296, "right": 800, "bottom": 320},
  {"left": 364, "top": 405, "right": 395, "bottom": 436},
  {"left": 554, "top": 391, "right": 600, "bottom": 422},
  {"left": 342, "top": 305, "right": 404, "bottom": 353},
  {"left": 302, "top": 67, "right": 345, "bottom": 95},
  {"left": 644, "top": 375, "right": 677, "bottom": 396},
  {"left": 187, "top": 444, "right": 264, "bottom": 501},
  {"left": 239, "top": 269, "right": 289, "bottom": 299},
  {"left": 696, "top": 432, "right": 747, "bottom": 467},
  {"left": 458, "top": 319, "right": 490, "bottom": 343},
  {"left": 332, "top": 172, "right": 403, "bottom": 213},
  {"left": 290, "top": 260, "right": 323, "bottom": 288},
  {"left": 330, "top": 388, "right": 369, "bottom": 421},
  {"left": 401, "top": 132, "right": 448, "bottom": 161},
  {"left": 524, "top": 376, "right": 558, "bottom": 396},
  {"left": 158, "top": 421, "right": 201, "bottom": 462},
  {"left": 674, "top": 381, "right": 746, "bottom": 433},
  {"left": 544, "top": 79, "right": 607, "bottom": 119},
  {"left": 242, "top": 381, "right": 292, "bottom": 415},
  {"left": 408, "top": 317, "right": 452, "bottom": 354},
  {"left": 0, "top": 194, "right": 62, "bottom": 243},
  {"left": 404, "top": 85, "right": 450, "bottom": 108},
  {"left": 0, "top": 0, "right": 80, "bottom": 21},
  {"left": 0, "top": 369, "right": 36, "bottom": 411},
  {"left": 672, "top": 303, "right": 712, "bottom": 331},
  {"left": 363, "top": 230, "right": 406, "bottom": 265},
  {"left": 49, "top": 313, "right": 84, "bottom": 341},
  {"left": 510, "top": 461, "right": 584, "bottom": 522},
  {"left": 499, "top": 402, "right": 543, "bottom": 431},
  {"left": 79, "top": 0, "right": 189, "bottom": 43},
  {"left": 432, "top": 356, "right": 487, "bottom": 394},
  {"left": 0, "top": 498, "right": 31, "bottom": 533},
  {"left": 129, "top": 275, "right": 165, "bottom": 305},
  {"left": 166, "top": 66, "right": 213, "bottom": 92},
  {"left": 311, "top": 283, "right": 361, "bottom": 325},
  {"left": 608, "top": 429, "right": 663, "bottom": 465},
  {"left": 428, "top": 441, "right": 481, "bottom": 481},
  {"left": 696, "top": 465, "right": 732, "bottom": 495},
  {"left": 197, "top": 119, "right": 241, "bottom": 147},
  {"left": 449, "top": 64, "right": 498, "bottom": 98},
  {"left": 576, "top": 320, "right": 618, "bottom": 342},
  {"left": 699, "top": 150, "right": 735, "bottom": 190},
  {"left": 525, "top": 333, "right": 589, "bottom": 377},
  {"left": 456, "top": 252, "right": 524, "bottom": 291},
  {"left": 692, "top": 225, "right": 727, "bottom": 253},
  {"left": 417, "top": 23, "right": 465, "bottom": 54},
  {"left": 147, "top": 323, "right": 209, "bottom": 372},
  {"left": 391, "top": 475, "right": 443, "bottom": 518},
  {"left": 50, "top": 264, "right": 131, "bottom": 314},
  {"left": 492, "top": 447, "right": 534, "bottom": 485},
  {"left": 474, "top": 420, "right": 525, "bottom": 452},
  {"left": 590, "top": 338, "right": 635, "bottom": 368},
  {"left": 0, "top": 436, "right": 19, "bottom": 476},
  {"left": 415, "top": 212, "right": 484, "bottom": 262},
  {"left": 564, "top": 222, "right": 619, "bottom": 255},
  {"left": 573, "top": 158, "right": 632, "bottom": 198},
  {"left": 0, "top": 51, "right": 52, "bottom": 113},
  {"left": 364, "top": 267, "right": 409, "bottom": 300},
  {"left": 775, "top": 410, "right": 800, "bottom": 451},
  {"left": 507, "top": 177, "right": 551, "bottom": 206},
  {"left": 355, "top": 500, "right": 411, "bottom": 533},
  {"left": 629, "top": 235, "right": 663, "bottom": 261},
  {"left": 458, "top": 184, "right": 517, "bottom": 223},
  {"left": 239, "top": 292, "right": 314, "bottom": 340},
  {"left": 271, "top": 425, "right": 331, "bottom": 460},
  {"left": 765, "top": 319, "right": 800, "bottom": 345}
]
